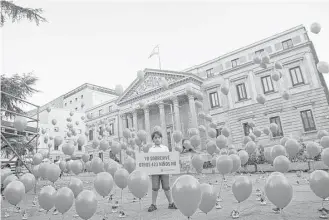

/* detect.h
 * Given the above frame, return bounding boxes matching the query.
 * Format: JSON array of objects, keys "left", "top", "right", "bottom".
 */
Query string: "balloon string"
[
  {"left": 121, "top": 189, "right": 123, "bottom": 211},
  {"left": 218, "top": 175, "right": 224, "bottom": 198},
  {"left": 139, "top": 199, "right": 142, "bottom": 220},
  {"left": 103, "top": 196, "right": 106, "bottom": 219}
]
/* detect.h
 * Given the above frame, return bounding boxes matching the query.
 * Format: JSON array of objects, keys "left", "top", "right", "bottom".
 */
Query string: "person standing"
[{"left": 148, "top": 131, "right": 177, "bottom": 212}]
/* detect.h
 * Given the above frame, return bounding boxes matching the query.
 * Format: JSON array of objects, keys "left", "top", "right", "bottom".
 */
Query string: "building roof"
[
  {"left": 183, "top": 24, "right": 305, "bottom": 72},
  {"left": 27, "top": 83, "right": 119, "bottom": 116},
  {"left": 63, "top": 83, "right": 118, "bottom": 99}
]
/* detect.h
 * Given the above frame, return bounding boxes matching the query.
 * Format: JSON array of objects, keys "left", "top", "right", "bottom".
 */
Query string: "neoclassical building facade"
[{"left": 72, "top": 25, "right": 329, "bottom": 161}]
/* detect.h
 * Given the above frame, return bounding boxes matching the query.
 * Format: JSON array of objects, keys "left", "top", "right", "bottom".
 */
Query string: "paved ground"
[{"left": 1, "top": 171, "right": 328, "bottom": 220}]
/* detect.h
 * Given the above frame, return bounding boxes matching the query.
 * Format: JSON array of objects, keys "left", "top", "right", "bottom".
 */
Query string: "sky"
[{"left": 2, "top": 0, "right": 329, "bottom": 110}]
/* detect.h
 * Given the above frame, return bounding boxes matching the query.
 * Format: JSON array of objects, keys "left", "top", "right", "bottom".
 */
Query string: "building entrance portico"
[{"left": 116, "top": 69, "right": 205, "bottom": 149}]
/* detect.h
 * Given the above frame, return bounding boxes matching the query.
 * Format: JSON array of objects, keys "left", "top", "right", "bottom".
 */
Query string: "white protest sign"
[{"left": 135, "top": 152, "right": 180, "bottom": 175}]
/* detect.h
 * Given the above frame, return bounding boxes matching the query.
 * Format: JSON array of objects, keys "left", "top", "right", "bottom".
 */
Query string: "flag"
[{"left": 148, "top": 45, "right": 159, "bottom": 58}]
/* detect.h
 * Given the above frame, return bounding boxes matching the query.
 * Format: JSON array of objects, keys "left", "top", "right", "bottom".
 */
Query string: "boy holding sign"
[{"left": 148, "top": 131, "right": 177, "bottom": 212}]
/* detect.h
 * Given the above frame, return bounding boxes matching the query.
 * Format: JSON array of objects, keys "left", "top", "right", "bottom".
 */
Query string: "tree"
[
  {"left": 1, "top": 73, "right": 40, "bottom": 118},
  {"left": 1, "top": 0, "right": 47, "bottom": 27}
]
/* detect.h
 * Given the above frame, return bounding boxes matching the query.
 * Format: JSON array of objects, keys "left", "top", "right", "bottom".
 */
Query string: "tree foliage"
[
  {"left": 1, "top": 73, "right": 39, "bottom": 118},
  {"left": 1, "top": 0, "right": 47, "bottom": 27}
]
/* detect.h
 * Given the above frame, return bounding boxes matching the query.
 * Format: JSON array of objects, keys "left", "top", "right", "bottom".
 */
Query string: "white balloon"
[
  {"left": 317, "top": 61, "right": 329, "bottom": 74},
  {"left": 275, "top": 62, "right": 283, "bottom": 69},
  {"left": 115, "top": 85, "right": 124, "bottom": 95},
  {"left": 253, "top": 56, "right": 261, "bottom": 64},
  {"left": 137, "top": 70, "right": 145, "bottom": 79},
  {"left": 261, "top": 51, "right": 270, "bottom": 64},
  {"left": 160, "top": 78, "right": 169, "bottom": 89},
  {"left": 310, "top": 22, "right": 321, "bottom": 34}
]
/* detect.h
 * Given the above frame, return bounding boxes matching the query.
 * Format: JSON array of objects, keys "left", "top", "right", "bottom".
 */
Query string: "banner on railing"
[{"left": 135, "top": 151, "right": 180, "bottom": 175}]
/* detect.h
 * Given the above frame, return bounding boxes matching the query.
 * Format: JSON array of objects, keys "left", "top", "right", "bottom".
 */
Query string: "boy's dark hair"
[{"left": 151, "top": 131, "right": 162, "bottom": 140}]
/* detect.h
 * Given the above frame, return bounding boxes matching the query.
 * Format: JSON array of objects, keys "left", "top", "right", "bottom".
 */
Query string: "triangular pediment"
[{"left": 117, "top": 69, "right": 200, "bottom": 104}]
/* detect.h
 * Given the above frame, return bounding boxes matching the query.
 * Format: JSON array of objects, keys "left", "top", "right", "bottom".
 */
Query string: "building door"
[{"left": 167, "top": 126, "right": 173, "bottom": 151}]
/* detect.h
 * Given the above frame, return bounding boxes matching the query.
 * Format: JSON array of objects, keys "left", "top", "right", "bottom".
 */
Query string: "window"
[
  {"left": 304, "top": 33, "right": 309, "bottom": 41},
  {"left": 300, "top": 110, "right": 316, "bottom": 132},
  {"left": 231, "top": 58, "right": 239, "bottom": 68},
  {"left": 78, "top": 144, "right": 82, "bottom": 151},
  {"left": 99, "top": 152, "right": 103, "bottom": 161},
  {"left": 255, "top": 49, "right": 264, "bottom": 57},
  {"left": 99, "top": 126, "right": 103, "bottom": 136},
  {"left": 109, "top": 123, "right": 114, "bottom": 135},
  {"left": 243, "top": 123, "right": 253, "bottom": 136},
  {"left": 54, "top": 127, "right": 59, "bottom": 132},
  {"left": 261, "top": 75, "right": 274, "bottom": 94},
  {"left": 109, "top": 106, "right": 113, "bottom": 112},
  {"left": 236, "top": 83, "right": 248, "bottom": 101},
  {"left": 70, "top": 100, "right": 72, "bottom": 104},
  {"left": 216, "top": 128, "right": 222, "bottom": 137},
  {"left": 289, "top": 66, "right": 304, "bottom": 86},
  {"left": 269, "top": 116, "right": 284, "bottom": 137},
  {"left": 81, "top": 95, "right": 83, "bottom": 99},
  {"left": 206, "top": 68, "right": 214, "bottom": 78},
  {"left": 89, "top": 129, "right": 93, "bottom": 141},
  {"left": 282, "top": 39, "right": 293, "bottom": 50},
  {"left": 209, "top": 92, "right": 220, "bottom": 108},
  {"left": 54, "top": 145, "right": 59, "bottom": 151},
  {"left": 99, "top": 109, "right": 103, "bottom": 116}
]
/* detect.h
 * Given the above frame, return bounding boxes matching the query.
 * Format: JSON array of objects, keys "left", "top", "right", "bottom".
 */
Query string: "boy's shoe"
[
  {"left": 148, "top": 204, "right": 157, "bottom": 212},
  {"left": 168, "top": 203, "right": 177, "bottom": 209},
  {"left": 215, "top": 202, "right": 222, "bottom": 209},
  {"left": 118, "top": 211, "right": 127, "bottom": 218},
  {"left": 272, "top": 207, "right": 280, "bottom": 213}
]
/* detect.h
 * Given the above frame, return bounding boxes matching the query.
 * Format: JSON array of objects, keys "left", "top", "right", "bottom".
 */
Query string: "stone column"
[
  {"left": 188, "top": 95, "right": 198, "bottom": 128},
  {"left": 158, "top": 102, "right": 168, "bottom": 147},
  {"left": 127, "top": 113, "right": 133, "bottom": 130},
  {"left": 133, "top": 110, "right": 138, "bottom": 132},
  {"left": 172, "top": 97, "right": 181, "bottom": 131},
  {"left": 121, "top": 113, "right": 128, "bottom": 129},
  {"left": 143, "top": 106, "right": 151, "bottom": 142},
  {"left": 118, "top": 114, "right": 123, "bottom": 141}
]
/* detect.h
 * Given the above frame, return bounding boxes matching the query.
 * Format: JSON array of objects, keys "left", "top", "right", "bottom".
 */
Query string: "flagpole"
[{"left": 157, "top": 46, "right": 162, "bottom": 70}]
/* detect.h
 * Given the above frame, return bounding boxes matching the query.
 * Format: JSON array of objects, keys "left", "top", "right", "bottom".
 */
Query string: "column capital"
[
  {"left": 143, "top": 107, "right": 150, "bottom": 113},
  {"left": 157, "top": 101, "right": 165, "bottom": 109},
  {"left": 171, "top": 96, "right": 179, "bottom": 104},
  {"left": 188, "top": 94, "right": 195, "bottom": 100}
]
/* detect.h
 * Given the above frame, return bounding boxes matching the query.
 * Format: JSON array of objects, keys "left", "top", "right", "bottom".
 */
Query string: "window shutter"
[
  {"left": 239, "top": 56, "right": 247, "bottom": 64},
  {"left": 213, "top": 64, "right": 223, "bottom": 73},
  {"left": 248, "top": 53, "right": 254, "bottom": 61},
  {"left": 265, "top": 46, "right": 273, "bottom": 54},
  {"left": 199, "top": 71, "right": 207, "bottom": 78},
  {"left": 274, "top": 42, "right": 283, "bottom": 51},
  {"left": 292, "top": 35, "right": 302, "bottom": 45},
  {"left": 225, "top": 61, "right": 232, "bottom": 69}
]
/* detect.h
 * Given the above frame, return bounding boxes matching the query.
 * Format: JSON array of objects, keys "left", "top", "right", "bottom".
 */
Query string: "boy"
[{"left": 148, "top": 131, "right": 177, "bottom": 212}]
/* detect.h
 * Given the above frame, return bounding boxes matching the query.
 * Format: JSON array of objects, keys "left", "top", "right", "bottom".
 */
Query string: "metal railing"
[{"left": 1, "top": 91, "right": 40, "bottom": 173}]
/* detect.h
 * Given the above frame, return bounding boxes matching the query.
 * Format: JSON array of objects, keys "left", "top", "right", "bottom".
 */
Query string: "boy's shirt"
[{"left": 149, "top": 144, "right": 169, "bottom": 153}]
